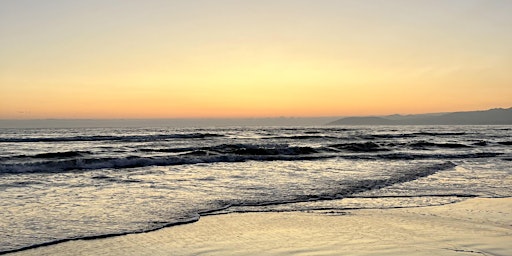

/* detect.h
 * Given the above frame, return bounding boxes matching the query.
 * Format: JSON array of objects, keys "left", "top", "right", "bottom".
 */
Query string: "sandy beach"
[{"left": 7, "top": 197, "right": 511, "bottom": 256}]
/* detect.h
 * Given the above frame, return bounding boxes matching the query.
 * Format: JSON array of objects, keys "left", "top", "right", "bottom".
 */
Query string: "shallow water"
[{"left": 1, "top": 126, "right": 511, "bottom": 253}]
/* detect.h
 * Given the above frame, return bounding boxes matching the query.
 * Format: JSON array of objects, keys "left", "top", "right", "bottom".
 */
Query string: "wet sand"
[{"left": 8, "top": 198, "right": 512, "bottom": 256}]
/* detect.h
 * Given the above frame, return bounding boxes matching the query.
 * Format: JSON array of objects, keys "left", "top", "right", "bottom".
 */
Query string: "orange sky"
[{"left": 1, "top": 0, "right": 511, "bottom": 119}]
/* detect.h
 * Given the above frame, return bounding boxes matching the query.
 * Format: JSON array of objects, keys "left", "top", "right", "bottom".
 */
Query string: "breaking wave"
[
  {"left": 0, "top": 144, "right": 328, "bottom": 174},
  {"left": 1, "top": 140, "right": 505, "bottom": 174}
]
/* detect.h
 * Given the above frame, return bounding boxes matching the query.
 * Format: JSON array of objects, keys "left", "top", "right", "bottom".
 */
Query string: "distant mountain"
[{"left": 328, "top": 107, "right": 512, "bottom": 125}]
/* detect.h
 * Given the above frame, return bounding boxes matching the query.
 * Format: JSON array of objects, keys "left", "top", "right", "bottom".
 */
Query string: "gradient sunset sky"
[{"left": 1, "top": 0, "right": 511, "bottom": 119}]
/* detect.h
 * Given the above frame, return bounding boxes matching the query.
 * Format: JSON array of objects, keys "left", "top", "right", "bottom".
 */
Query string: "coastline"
[{"left": 7, "top": 197, "right": 511, "bottom": 256}]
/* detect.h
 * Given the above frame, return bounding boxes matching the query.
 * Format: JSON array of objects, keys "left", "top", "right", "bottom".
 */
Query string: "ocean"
[{"left": 1, "top": 125, "right": 511, "bottom": 254}]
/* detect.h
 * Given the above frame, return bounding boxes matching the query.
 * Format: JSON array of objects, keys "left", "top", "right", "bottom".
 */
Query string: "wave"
[
  {"left": 327, "top": 142, "right": 390, "bottom": 152},
  {"left": 0, "top": 161, "right": 457, "bottom": 255},
  {"left": 338, "top": 161, "right": 456, "bottom": 194},
  {"left": 365, "top": 152, "right": 503, "bottom": 160},
  {"left": 137, "top": 140, "right": 489, "bottom": 157},
  {"left": 0, "top": 151, "right": 92, "bottom": 162},
  {"left": 140, "top": 144, "right": 321, "bottom": 155},
  {"left": 357, "top": 131, "right": 468, "bottom": 140},
  {"left": 326, "top": 141, "right": 481, "bottom": 152},
  {"left": 413, "top": 132, "right": 466, "bottom": 136},
  {"left": 1, "top": 139, "right": 505, "bottom": 174},
  {"left": 0, "top": 215, "right": 200, "bottom": 255},
  {"left": 30, "top": 151, "right": 91, "bottom": 159},
  {"left": 409, "top": 141, "right": 471, "bottom": 149},
  {"left": 266, "top": 135, "right": 339, "bottom": 140},
  {"left": 138, "top": 147, "right": 198, "bottom": 153},
  {"left": 208, "top": 144, "right": 320, "bottom": 155},
  {"left": 361, "top": 133, "right": 417, "bottom": 139},
  {"left": 227, "top": 162, "right": 458, "bottom": 208},
  {"left": 0, "top": 133, "right": 224, "bottom": 143},
  {"left": 0, "top": 151, "right": 330, "bottom": 175}
]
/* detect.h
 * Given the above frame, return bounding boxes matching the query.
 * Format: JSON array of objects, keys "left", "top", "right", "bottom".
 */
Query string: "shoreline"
[{"left": 7, "top": 197, "right": 512, "bottom": 256}]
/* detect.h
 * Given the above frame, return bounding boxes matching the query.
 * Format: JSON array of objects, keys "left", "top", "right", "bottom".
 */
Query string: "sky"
[{"left": 1, "top": 0, "right": 511, "bottom": 119}]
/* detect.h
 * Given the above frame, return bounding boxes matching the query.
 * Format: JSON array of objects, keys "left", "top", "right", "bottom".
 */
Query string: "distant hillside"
[{"left": 328, "top": 107, "right": 512, "bottom": 125}]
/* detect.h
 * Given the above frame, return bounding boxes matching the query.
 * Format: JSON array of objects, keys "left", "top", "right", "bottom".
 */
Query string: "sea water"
[{"left": 0, "top": 126, "right": 511, "bottom": 253}]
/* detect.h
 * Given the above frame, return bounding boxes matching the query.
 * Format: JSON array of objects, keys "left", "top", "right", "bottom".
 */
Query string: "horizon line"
[{"left": 2, "top": 106, "right": 511, "bottom": 121}]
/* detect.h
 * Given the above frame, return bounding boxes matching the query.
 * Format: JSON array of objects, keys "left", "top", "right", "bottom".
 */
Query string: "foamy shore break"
[{"left": 9, "top": 198, "right": 511, "bottom": 256}]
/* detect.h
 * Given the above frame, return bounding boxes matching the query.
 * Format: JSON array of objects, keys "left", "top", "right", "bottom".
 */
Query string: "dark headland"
[{"left": 328, "top": 107, "right": 512, "bottom": 125}]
